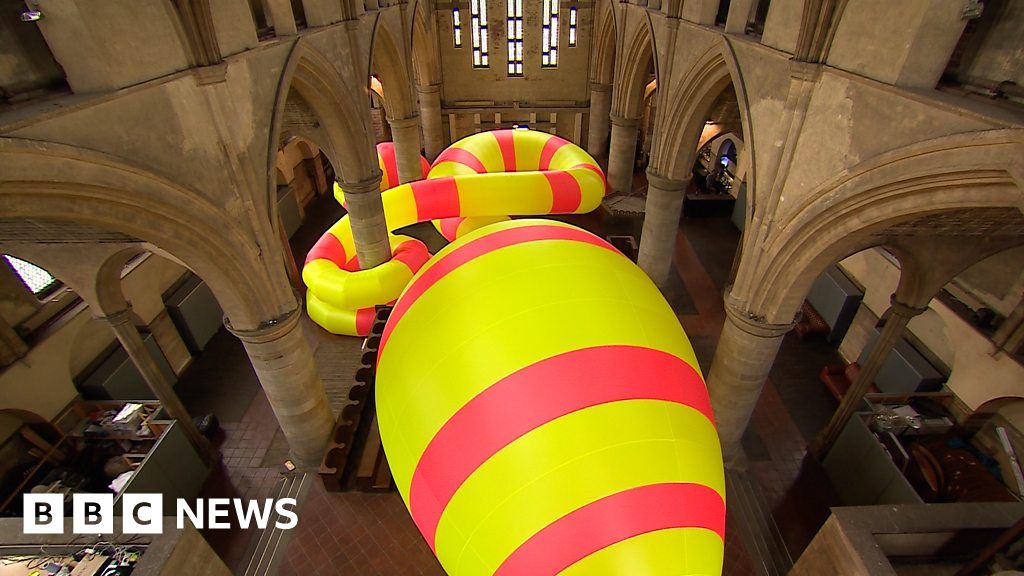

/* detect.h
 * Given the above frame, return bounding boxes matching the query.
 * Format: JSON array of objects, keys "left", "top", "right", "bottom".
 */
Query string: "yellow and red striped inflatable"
[
  {"left": 376, "top": 218, "right": 725, "bottom": 575},
  {"left": 303, "top": 129, "right": 606, "bottom": 335}
]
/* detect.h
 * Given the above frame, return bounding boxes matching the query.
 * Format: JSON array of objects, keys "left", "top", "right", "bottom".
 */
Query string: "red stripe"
[
  {"left": 355, "top": 307, "right": 375, "bottom": 336},
  {"left": 439, "top": 217, "right": 463, "bottom": 241},
  {"left": 377, "top": 142, "right": 399, "bottom": 189},
  {"left": 538, "top": 136, "right": 570, "bottom": 170},
  {"left": 380, "top": 225, "right": 616, "bottom": 354},
  {"left": 434, "top": 147, "right": 487, "bottom": 173},
  {"left": 391, "top": 239, "right": 431, "bottom": 272},
  {"left": 419, "top": 156, "right": 431, "bottom": 179},
  {"left": 305, "top": 233, "right": 348, "bottom": 266},
  {"left": 408, "top": 346, "right": 713, "bottom": 550},
  {"left": 574, "top": 163, "right": 608, "bottom": 194},
  {"left": 341, "top": 255, "right": 360, "bottom": 272},
  {"left": 494, "top": 130, "right": 517, "bottom": 172},
  {"left": 412, "top": 177, "right": 461, "bottom": 222},
  {"left": 495, "top": 483, "right": 725, "bottom": 576},
  {"left": 544, "top": 170, "right": 583, "bottom": 213}
]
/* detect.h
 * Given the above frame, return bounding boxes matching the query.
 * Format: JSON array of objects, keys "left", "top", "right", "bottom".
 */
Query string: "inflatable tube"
[
  {"left": 303, "top": 130, "right": 606, "bottom": 335},
  {"left": 376, "top": 219, "right": 725, "bottom": 576}
]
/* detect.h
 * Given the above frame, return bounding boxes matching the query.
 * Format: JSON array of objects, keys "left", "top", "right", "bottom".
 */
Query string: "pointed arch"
[
  {"left": 410, "top": 0, "right": 441, "bottom": 88},
  {"left": 739, "top": 130, "right": 1024, "bottom": 324},
  {"left": 610, "top": 14, "right": 657, "bottom": 119},
  {"left": 0, "top": 138, "right": 296, "bottom": 330},
  {"left": 590, "top": 0, "right": 617, "bottom": 85},
  {"left": 270, "top": 41, "right": 376, "bottom": 182},
  {"left": 370, "top": 15, "right": 417, "bottom": 121}
]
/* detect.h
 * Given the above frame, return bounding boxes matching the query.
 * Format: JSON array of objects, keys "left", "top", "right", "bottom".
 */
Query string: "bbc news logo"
[{"left": 24, "top": 494, "right": 298, "bottom": 534}]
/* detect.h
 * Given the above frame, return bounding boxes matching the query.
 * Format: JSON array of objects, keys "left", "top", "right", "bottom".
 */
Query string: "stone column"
[
  {"left": 810, "top": 299, "right": 927, "bottom": 458},
  {"left": 389, "top": 115, "right": 425, "bottom": 183},
  {"left": 724, "top": 0, "right": 756, "bottom": 34},
  {"left": 637, "top": 170, "right": 688, "bottom": 287},
  {"left": 417, "top": 84, "right": 444, "bottom": 161},
  {"left": 607, "top": 114, "right": 640, "bottom": 195},
  {"left": 338, "top": 172, "right": 391, "bottom": 268},
  {"left": 149, "top": 310, "right": 192, "bottom": 375},
  {"left": 706, "top": 304, "right": 794, "bottom": 467},
  {"left": 586, "top": 83, "right": 613, "bottom": 160},
  {"left": 99, "top": 307, "right": 216, "bottom": 465},
  {"left": 263, "top": 0, "right": 298, "bottom": 36},
  {"left": 227, "top": 306, "right": 334, "bottom": 467}
]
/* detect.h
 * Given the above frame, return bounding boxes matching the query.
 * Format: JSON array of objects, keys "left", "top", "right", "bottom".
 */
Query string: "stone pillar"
[
  {"left": 586, "top": 83, "right": 613, "bottom": 159},
  {"left": 810, "top": 299, "right": 927, "bottom": 458},
  {"left": 388, "top": 115, "right": 425, "bottom": 183},
  {"left": 417, "top": 84, "right": 444, "bottom": 161},
  {"left": 706, "top": 304, "right": 793, "bottom": 467},
  {"left": 99, "top": 307, "right": 216, "bottom": 465},
  {"left": 637, "top": 170, "right": 688, "bottom": 287},
  {"left": 227, "top": 307, "right": 333, "bottom": 467},
  {"left": 607, "top": 114, "right": 640, "bottom": 195},
  {"left": 338, "top": 172, "right": 391, "bottom": 269},
  {"left": 263, "top": 0, "right": 298, "bottom": 35},
  {"left": 149, "top": 310, "right": 192, "bottom": 375},
  {"left": 725, "top": 0, "right": 756, "bottom": 34}
]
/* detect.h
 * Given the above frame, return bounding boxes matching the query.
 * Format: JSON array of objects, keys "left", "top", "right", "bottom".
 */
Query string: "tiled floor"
[{"left": 177, "top": 186, "right": 844, "bottom": 574}]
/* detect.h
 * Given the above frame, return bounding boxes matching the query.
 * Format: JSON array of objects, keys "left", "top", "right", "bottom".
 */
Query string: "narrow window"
[
  {"left": 541, "top": 0, "right": 559, "bottom": 68},
  {"left": 507, "top": 0, "right": 523, "bottom": 76},
  {"left": 453, "top": 7, "right": 463, "bottom": 48},
  {"left": 568, "top": 5, "right": 577, "bottom": 47},
  {"left": 471, "top": 0, "right": 489, "bottom": 68}
]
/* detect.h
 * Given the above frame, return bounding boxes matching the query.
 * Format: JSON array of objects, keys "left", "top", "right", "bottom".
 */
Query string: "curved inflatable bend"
[
  {"left": 303, "top": 130, "right": 606, "bottom": 335},
  {"left": 376, "top": 219, "right": 725, "bottom": 576}
]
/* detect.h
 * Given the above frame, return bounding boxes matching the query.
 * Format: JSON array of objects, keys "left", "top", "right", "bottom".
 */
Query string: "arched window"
[{"left": 4, "top": 255, "right": 58, "bottom": 296}]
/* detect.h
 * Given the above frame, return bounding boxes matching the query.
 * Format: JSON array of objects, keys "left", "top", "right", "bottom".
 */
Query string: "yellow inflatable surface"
[{"left": 376, "top": 219, "right": 725, "bottom": 576}]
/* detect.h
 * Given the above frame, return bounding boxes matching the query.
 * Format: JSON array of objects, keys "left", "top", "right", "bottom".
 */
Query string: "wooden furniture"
[
  {"left": 0, "top": 401, "right": 208, "bottom": 516},
  {"left": 819, "top": 362, "right": 881, "bottom": 401}
]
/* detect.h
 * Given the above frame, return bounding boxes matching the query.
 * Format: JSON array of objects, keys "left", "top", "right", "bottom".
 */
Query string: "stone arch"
[
  {"left": 270, "top": 42, "right": 376, "bottom": 184},
  {"left": 740, "top": 130, "right": 1024, "bottom": 325},
  {"left": 590, "top": 0, "right": 617, "bottom": 85},
  {"left": 409, "top": 0, "right": 441, "bottom": 87},
  {"left": 610, "top": 13, "right": 657, "bottom": 119},
  {"left": 369, "top": 15, "right": 417, "bottom": 122},
  {"left": 0, "top": 139, "right": 295, "bottom": 331},
  {"left": 650, "top": 40, "right": 754, "bottom": 192}
]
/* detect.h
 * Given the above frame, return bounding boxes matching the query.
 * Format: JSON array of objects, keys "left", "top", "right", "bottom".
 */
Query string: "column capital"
[
  {"left": 416, "top": 83, "right": 441, "bottom": 95},
  {"left": 94, "top": 305, "right": 134, "bottom": 327},
  {"left": 589, "top": 81, "right": 613, "bottom": 93},
  {"left": 225, "top": 304, "right": 302, "bottom": 345},
  {"left": 387, "top": 114, "right": 421, "bottom": 129},
  {"left": 645, "top": 169, "right": 689, "bottom": 192},
  {"left": 609, "top": 114, "right": 639, "bottom": 129},
  {"left": 724, "top": 301, "right": 795, "bottom": 339},
  {"left": 890, "top": 297, "right": 929, "bottom": 319},
  {"left": 337, "top": 171, "right": 383, "bottom": 195}
]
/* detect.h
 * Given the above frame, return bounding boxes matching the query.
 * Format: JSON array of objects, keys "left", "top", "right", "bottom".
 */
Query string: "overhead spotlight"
[
  {"left": 705, "top": 119, "right": 714, "bottom": 125},
  {"left": 20, "top": 9, "right": 43, "bottom": 21}
]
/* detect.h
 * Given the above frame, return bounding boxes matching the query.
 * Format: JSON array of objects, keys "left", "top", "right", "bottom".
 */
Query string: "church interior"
[{"left": 1, "top": 0, "right": 1024, "bottom": 574}]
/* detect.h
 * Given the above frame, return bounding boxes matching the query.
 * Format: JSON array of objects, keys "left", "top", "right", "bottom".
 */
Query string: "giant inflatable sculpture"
[
  {"left": 303, "top": 130, "right": 725, "bottom": 575},
  {"left": 303, "top": 130, "right": 606, "bottom": 335}
]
